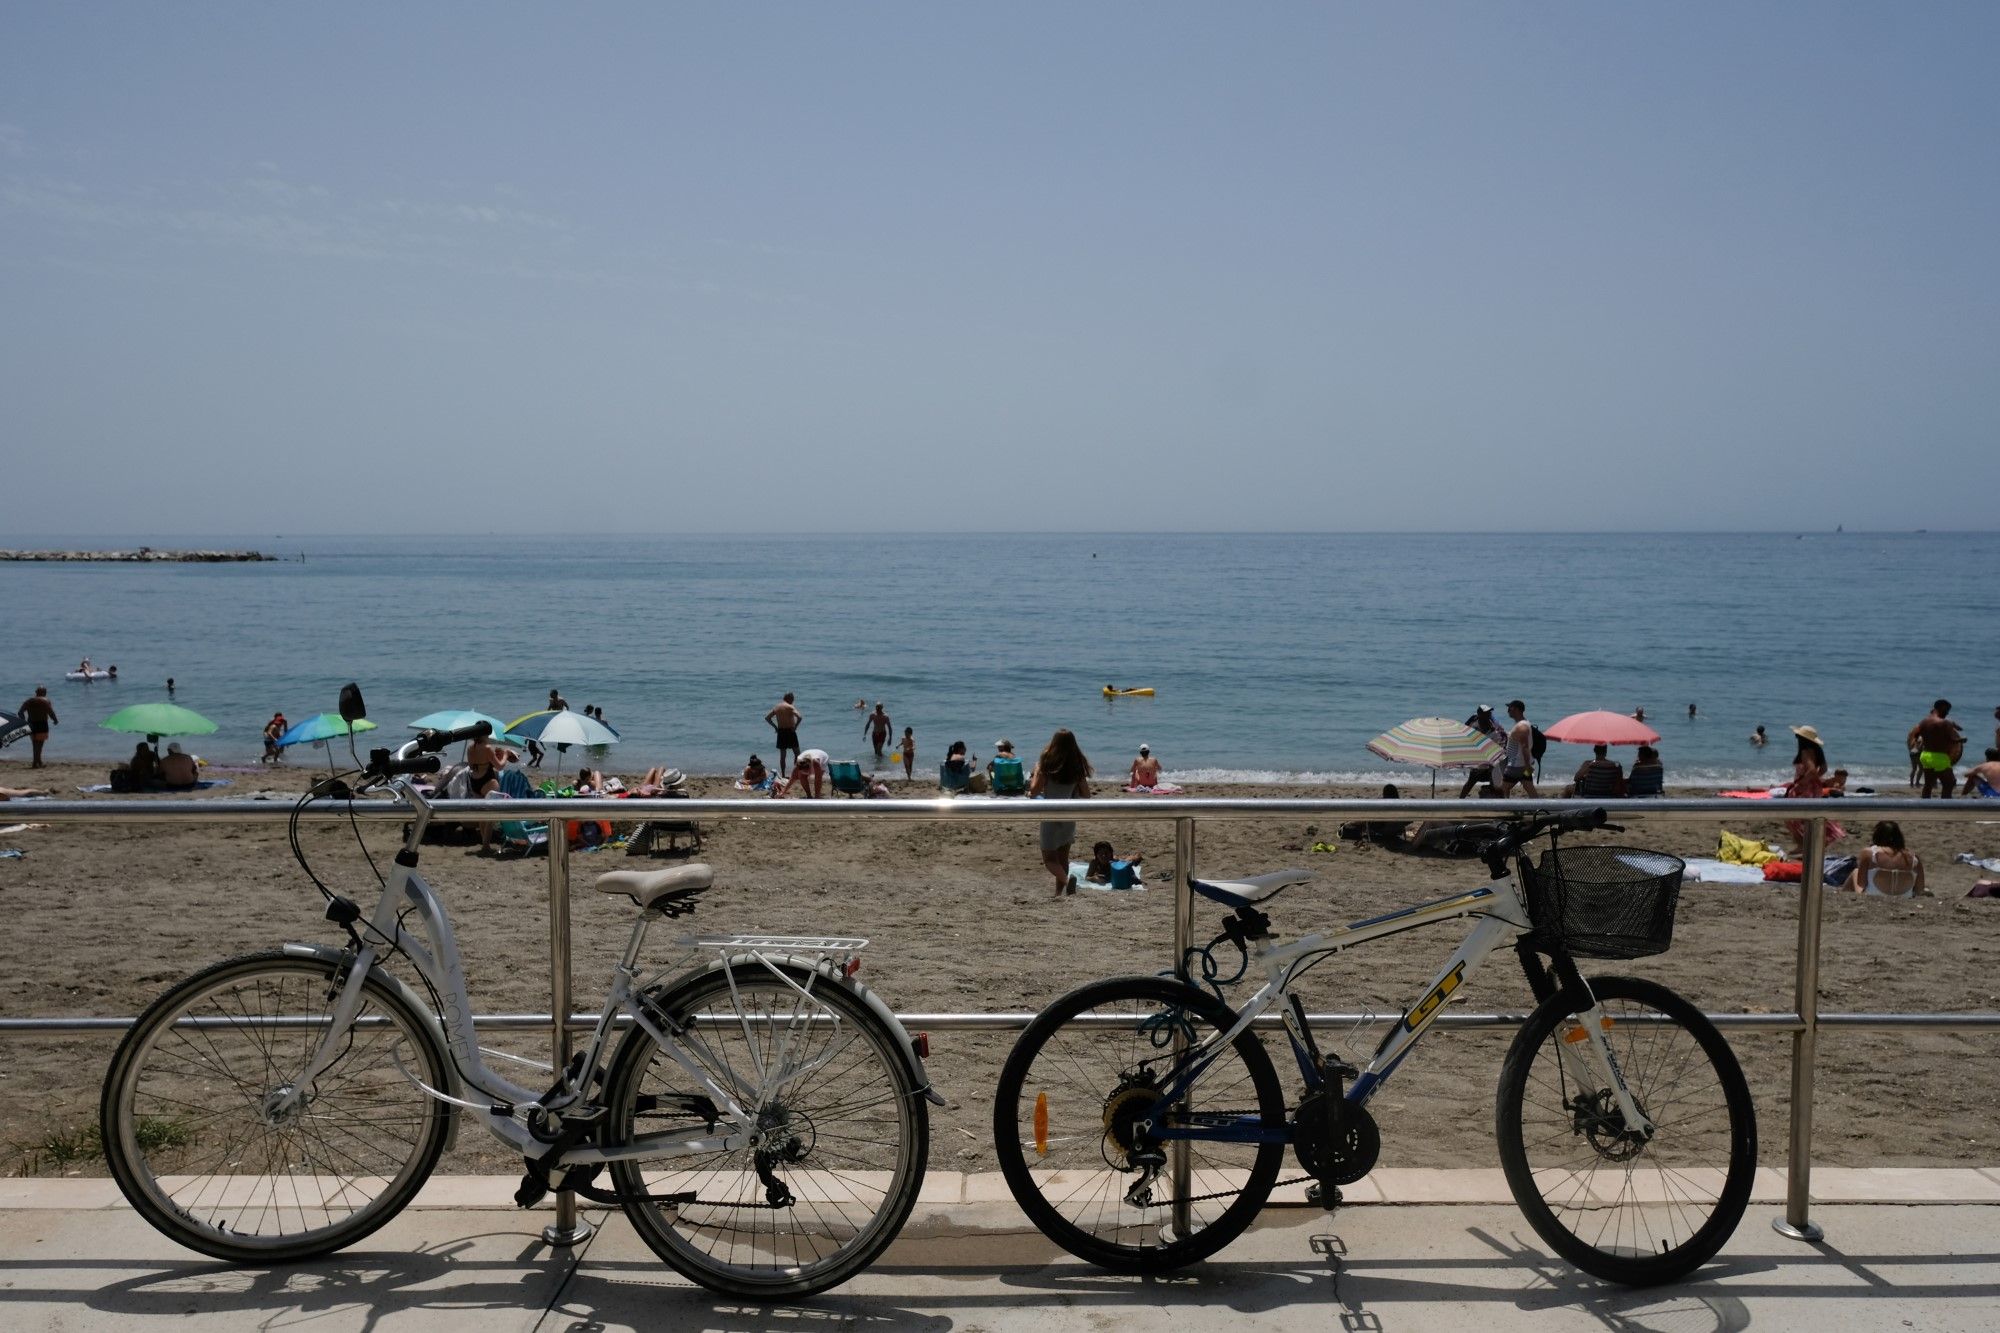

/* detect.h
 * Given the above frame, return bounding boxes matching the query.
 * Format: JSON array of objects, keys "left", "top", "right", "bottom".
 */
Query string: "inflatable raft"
[
  {"left": 1102, "top": 686, "right": 1154, "bottom": 698},
  {"left": 65, "top": 669, "right": 114, "bottom": 682}
]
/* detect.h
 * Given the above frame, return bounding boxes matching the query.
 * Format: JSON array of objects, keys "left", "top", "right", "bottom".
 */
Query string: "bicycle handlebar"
[
  {"left": 1478, "top": 807, "right": 1608, "bottom": 875},
  {"left": 415, "top": 721, "right": 492, "bottom": 753},
  {"left": 366, "top": 751, "right": 442, "bottom": 778}
]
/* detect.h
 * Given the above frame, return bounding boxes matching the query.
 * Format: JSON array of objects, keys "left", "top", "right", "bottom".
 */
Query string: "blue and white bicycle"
[{"left": 992, "top": 808, "right": 1756, "bottom": 1286}]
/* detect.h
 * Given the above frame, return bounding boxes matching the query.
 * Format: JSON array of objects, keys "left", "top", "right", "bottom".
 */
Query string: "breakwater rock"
[{"left": 0, "top": 548, "right": 276, "bottom": 563}]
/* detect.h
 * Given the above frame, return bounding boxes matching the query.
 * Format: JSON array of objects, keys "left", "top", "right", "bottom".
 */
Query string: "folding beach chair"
[
  {"left": 828, "top": 760, "right": 869, "bottom": 797},
  {"left": 938, "top": 762, "right": 972, "bottom": 794},
  {"left": 627, "top": 788, "right": 703, "bottom": 857},
  {"left": 989, "top": 755, "right": 1028, "bottom": 796},
  {"left": 1625, "top": 766, "right": 1665, "bottom": 798},
  {"left": 497, "top": 819, "right": 549, "bottom": 857}
]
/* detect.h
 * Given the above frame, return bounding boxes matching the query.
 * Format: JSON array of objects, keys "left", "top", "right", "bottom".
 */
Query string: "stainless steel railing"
[{"left": 8, "top": 792, "right": 1998, "bottom": 1246}]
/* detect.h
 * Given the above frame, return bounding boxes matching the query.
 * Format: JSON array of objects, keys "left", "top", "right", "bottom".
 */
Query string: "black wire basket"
[{"left": 1520, "top": 845, "right": 1685, "bottom": 960}]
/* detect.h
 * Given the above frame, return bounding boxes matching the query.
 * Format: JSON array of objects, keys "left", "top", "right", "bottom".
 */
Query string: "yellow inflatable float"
[{"left": 1102, "top": 686, "right": 1155, "bottom": 698}]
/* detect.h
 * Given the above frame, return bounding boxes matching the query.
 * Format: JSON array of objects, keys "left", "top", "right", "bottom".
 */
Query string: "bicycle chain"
[{"left": 1146, "top": 1107, "right": 1314, "bottom": 1207}]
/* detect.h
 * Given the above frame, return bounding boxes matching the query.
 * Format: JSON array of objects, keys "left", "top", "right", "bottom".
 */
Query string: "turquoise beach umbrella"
[
  {"left": 278, "top": 712, "right": 379, "bottom": 772},
  {"left": 278, "top": 713, "right": 378, "bottom": 747},
  {"left": 408, "top": 709, "right": 527, "bottom": 746}
]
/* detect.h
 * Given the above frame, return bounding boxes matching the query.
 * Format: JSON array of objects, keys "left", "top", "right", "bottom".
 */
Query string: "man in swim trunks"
[
  {"left": 1963, "top": 749, "right": 2000, "bottom": 800},
  {"left": 864, "top": 702, "right": 893, "bottom": 760},
  {"left": 1501, "top": 699, "right": 1539, "bottom": 798},
  {"left": 17, "top": 687, "right": 56, "bottom": 768},
  {"left": 1909, "top": 699, "right": 1964, "bottom": 799},
  {"left": 765, "top": 692, "right": 802, "bottom": 777}
]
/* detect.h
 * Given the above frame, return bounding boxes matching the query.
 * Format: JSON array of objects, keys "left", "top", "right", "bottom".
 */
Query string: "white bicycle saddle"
[
  {"left": 595, "top": 862, "right": 715, "bottom": 910},
  {"left": 1189, "top": 868, "right": 1317, "bottom": 909}
]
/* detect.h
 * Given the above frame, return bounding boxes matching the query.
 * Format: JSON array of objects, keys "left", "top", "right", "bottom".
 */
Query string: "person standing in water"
[
  {"left": 864, "top": 703, "right": 894, "bottom": 762},
  {"left": 765, "top": 692, "right": 803, "bottom": 778}
]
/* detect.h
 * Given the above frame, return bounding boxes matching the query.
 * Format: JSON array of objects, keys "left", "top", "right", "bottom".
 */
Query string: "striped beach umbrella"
[{"left": 1366, "top": 717, "right": 1504, "bottom": 795}]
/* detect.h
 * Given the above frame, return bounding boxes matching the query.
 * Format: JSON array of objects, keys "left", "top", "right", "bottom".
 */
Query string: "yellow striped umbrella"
[{"left": 1366, "top": 717, "right": 1504, "bottom": 795}]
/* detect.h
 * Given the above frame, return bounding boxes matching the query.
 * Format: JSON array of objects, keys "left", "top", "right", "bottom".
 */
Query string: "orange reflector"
[
  {"left": 1561, "top": 1023, "right": 1589, "bottom": 1044},
  {"left": 1033, "top": 1092, "right": 1049, "bottom": 1156}
]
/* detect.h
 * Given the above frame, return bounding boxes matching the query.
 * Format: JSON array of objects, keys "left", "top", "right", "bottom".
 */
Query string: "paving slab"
[{"left": 5, "top": 1185, "right": 2000, "bottom": 1331}]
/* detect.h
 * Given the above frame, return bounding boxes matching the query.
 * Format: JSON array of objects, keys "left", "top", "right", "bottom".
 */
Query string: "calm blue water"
[{"left": 4, "top": 532, "right": 1995, "bottom": 786}]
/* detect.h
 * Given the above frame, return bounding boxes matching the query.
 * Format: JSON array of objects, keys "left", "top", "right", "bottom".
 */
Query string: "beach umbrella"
[
  {"left": 1543, "top": 710, "right": 1660, "bottom": 747},
  {"left": 504, "top": 709, "right": 619, "bottom": 779},
  {"left": 1366, "top": 716, "right": 1503, "bottom": 796},
  {"left": 0, "top": 710, "right": 28, "bottom": 749},
  {"left": 408, "top": 709, "right": 528, "bottom": 746},
  {"left": 278, "top": 713, "right": 380, "bottom": 772},
  {"left": 100, "top": 702, "right": 219, "bottom": 744}
]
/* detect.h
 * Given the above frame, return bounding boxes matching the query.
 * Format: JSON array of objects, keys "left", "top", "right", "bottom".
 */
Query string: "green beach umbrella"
[{"left": 100, "top": 702, "right": 219, "bottom": 744}]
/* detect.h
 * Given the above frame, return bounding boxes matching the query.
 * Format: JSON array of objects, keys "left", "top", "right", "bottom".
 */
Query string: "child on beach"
[
  {"left": 900, "top": 727, "right": 915, "bottom": 781},
  {"left": 1083, "top": 840, "right": 1144, "bottom": 887}
]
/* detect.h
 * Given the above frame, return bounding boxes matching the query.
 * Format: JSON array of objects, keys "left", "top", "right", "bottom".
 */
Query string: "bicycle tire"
[
  {"left": 100, "top": 950, "right": 452, "bottom": 1262},
  {"left": 603, "top": 963, "right": 929, "bottom": 1298},
  {"left": 992, "top": 974, "right": 1286, "bottom": 1272},
  {"left": 1495, "top": 974, "right": 1756, "bottom": 1285}
]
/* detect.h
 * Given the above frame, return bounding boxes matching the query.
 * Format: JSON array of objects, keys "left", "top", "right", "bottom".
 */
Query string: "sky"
[{"left": 3, "top": 4, "right": 1996, "bottom": 535}]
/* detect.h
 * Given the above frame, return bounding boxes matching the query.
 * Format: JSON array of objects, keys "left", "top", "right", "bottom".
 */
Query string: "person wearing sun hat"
[
  {"left": 1129, "top": 743, "right": 1162, "bottom": 789},
  {"left": 1784, "top": 725, "right": 1845, "bottom": 851}
]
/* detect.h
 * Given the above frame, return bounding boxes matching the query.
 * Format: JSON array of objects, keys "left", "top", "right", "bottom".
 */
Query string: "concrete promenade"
[{"left": 4, "top": 1171, "right": 1998, "bottom": 1331}]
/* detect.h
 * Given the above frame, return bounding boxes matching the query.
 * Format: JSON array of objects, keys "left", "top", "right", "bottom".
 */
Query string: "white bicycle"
[{"left": 99, "top": 687, "right": 938, "bottom": 1298}]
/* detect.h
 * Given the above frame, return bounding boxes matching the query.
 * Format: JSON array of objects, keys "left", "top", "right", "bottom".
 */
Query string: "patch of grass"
[{"left": 10, "top": 1116, "right": 192, "bottom": 1176}]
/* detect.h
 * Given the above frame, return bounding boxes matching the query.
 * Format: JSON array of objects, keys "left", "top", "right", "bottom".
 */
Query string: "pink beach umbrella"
[{"left": 1542, "top": 710, "right": 1661, "bottom": 747}]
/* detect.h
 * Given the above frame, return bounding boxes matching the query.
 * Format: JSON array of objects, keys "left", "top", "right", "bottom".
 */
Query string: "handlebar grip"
[
  {"left": 369, "top": 752, "right": 442, "bottom": 777},
  {"left": 417, "top": 721, "right": 493, "bottom": 753}
]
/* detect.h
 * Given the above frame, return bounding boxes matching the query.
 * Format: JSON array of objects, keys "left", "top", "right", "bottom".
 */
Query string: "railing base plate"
[{"left": 1771, "top": 1215, "right": 1824, "bottom": 1243}]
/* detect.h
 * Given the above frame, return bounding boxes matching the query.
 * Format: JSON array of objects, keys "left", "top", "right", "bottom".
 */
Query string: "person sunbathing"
[
  {"left": 740, "top": 755, "right": 769, "bottom": 787},
  {"left": 1828, "top": 821, "right": 1926, "bottom": 896},
  {"left": 0, "top": 785, "right": 50, "bottom": 800},
  {"left": 634, "top": 766, "right": 685, "bottom": 797},
  {"left": 158, "top": 743, "right": 199, "bottom": 789}
]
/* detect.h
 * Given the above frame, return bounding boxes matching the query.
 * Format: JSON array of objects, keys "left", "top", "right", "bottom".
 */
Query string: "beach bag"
[
  {"left": 108, "top": 768, "right": 136, "bottom": 793},
  {"left": 1110, "top": 859, "right": 1141, "bottom": 890},
  {"left": 1762, "top": 860, "right": 1804, "bottom": 883}
]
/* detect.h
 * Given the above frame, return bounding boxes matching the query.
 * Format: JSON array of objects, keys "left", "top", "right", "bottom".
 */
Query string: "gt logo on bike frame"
[{"left": 1402, "top": 961, "right": 1466, "bottom": 1034}]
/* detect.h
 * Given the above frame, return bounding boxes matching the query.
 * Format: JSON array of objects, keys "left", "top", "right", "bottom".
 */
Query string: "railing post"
[
  {"left": 1773, "top": 815, "right": 1828, "bottom": 1243},
  {"left": 1170, "top": 816, "right": 1195, "bottom": 1238},
  {"left": 542, "top": 821, "right": 595, "bottom": 1248}
]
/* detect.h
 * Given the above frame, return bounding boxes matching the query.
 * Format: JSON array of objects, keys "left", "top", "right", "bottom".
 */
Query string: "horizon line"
[{"left": 8, "top": 528, "right": 1994, "bottom": 541}]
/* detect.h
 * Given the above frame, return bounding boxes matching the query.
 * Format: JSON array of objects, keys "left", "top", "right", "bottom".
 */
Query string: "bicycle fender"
[
  {"left": 282, "top": 941, "right": 466, "bottom": 1147},
  {"left": 694, "top": 954, "right": 946, "bottom": 1107}
]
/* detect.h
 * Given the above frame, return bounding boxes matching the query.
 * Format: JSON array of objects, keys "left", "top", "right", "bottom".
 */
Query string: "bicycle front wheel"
[
  {"left": 1495, "top": 974, "right": 1757, "bottom": 1285},
  {"left": 603, "top": 965, "right": 929, "bottom": 1299},
  {"left": 992, "top": 975, "right": 1286, "bottom": 1272},
  {"left": 100, "top": 951, "right": 452, "bottom": 1262}
]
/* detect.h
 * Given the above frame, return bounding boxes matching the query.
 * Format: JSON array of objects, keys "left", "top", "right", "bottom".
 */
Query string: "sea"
[{"left": 3, "top": 532, "right": 1995, "bottom": 788}]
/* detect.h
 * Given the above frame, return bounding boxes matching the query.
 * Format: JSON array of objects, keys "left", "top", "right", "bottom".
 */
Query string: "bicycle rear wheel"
[
  {"left": 1495, "top": 974, "right": 1756, "bottom": 1285},
  {"left": 100, "top": 951, "right": 452, "bottom": 1262},
  {"left": 603, "top": 965, "right": 928, "bottom": 1298},
  {"left": 992, "top": 975, "right": 1286, "bottom": 1271}
]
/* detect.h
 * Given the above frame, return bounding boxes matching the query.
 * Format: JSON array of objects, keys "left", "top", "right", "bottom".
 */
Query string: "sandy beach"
[{"left": 4, "top": 754, "right": 1998, "bottom": 1181}]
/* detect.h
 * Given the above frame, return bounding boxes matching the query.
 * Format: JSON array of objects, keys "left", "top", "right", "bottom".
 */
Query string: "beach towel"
[
  {"left": 1762, "top": 861, "right": 1804, "bottom": 883},
  {"left": 1719, "top": 788, "right": 1787, "bottom": 800},
  {"left": 1955, "top": 854, "right": 2000, "bottom": 875},
  {"left": 1068, "top": 860, "right": 1146, "bottom": 891},
  {"left": 75, "top": 778, "right": 232, "bottom": 794},
  {"left": 1717, "top": 830, "right": 1779, "bottom": 867},
  {"left": 1683, "top": 858, "right": 1772, "bottom": 885},
  {"left": 0, "top": 824, "right": 37, "bottom": 836},
  {"left": 0, "top": 849, "right": 23, "bottom": 860},
  {"left": 1123, "top": 783, "right": 1185, "bottom": 795},
  {"left": 734, "top": 778, "right": 772, "bottom": 791}
]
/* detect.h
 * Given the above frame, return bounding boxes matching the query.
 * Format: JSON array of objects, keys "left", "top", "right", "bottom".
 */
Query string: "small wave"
[{"left": 1162, "top": 765, "right": 1914, "bottom": 789}]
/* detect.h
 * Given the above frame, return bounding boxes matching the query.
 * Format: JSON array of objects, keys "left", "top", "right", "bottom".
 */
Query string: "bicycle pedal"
[{"left": 1306, "top": 1182, "right": 1343, "bottom": 1210}]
